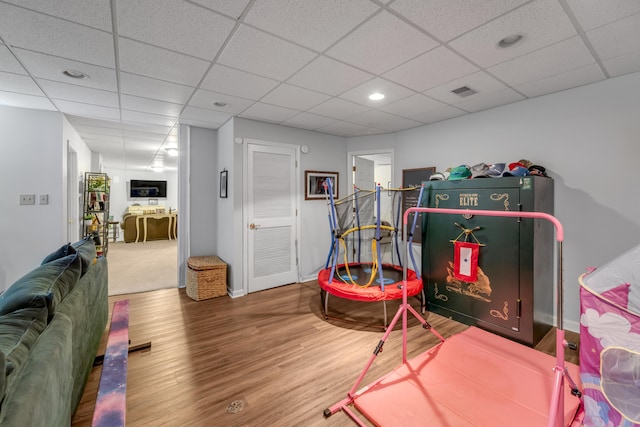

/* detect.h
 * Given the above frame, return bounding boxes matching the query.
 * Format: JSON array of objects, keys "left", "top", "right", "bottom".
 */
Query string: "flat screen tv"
[{"left": 130, "top": 179, "right": 167, "bottom": 198}]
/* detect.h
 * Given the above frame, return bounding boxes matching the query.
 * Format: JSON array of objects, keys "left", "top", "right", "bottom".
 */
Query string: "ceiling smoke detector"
[{"left": 451, "top": 86, "right": 477, "bottom": 98}]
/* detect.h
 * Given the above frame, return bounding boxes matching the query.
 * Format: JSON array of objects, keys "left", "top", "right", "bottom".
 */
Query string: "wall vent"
[{"left": 451, "top": 86, "right": 477, "bottom": 97}]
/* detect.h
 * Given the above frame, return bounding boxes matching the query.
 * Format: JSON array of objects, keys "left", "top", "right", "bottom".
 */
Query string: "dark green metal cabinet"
[{"left": 421, "top": 176, "right": 554, "bottom": 347}]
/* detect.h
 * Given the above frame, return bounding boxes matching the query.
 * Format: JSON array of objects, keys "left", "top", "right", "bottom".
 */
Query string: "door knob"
[{"left": 249, "top": 223, "right": 260, "bottom": 229}]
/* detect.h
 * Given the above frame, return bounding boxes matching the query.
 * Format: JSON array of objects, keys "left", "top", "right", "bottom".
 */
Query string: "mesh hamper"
[{"left": 186, "top": 256, "right": 227, "bottom": 300}]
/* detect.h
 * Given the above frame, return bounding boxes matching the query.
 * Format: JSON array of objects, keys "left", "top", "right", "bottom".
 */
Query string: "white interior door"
[
  {"left": 353, "top": 156, "right": 375, "bottom": 261},
  {"left": 247, "top": 143, "right": 298, "bottom": 293}
]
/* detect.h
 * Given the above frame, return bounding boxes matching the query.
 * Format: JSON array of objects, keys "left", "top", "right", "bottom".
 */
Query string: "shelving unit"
[{"left": 83, "top": 172, "right": 110, "bottom": 257}]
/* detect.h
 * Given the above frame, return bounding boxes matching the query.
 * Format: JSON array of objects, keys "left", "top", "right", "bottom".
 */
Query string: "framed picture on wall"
[
  {"left": 305, "top": 171, "right": 338, "bottom": 200},
  {"left": 220, "top": 170, "right": 228, "bottom": 198}
]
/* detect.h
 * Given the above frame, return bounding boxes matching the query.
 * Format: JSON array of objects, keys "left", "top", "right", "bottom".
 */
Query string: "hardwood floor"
[{"left": 72, "top": 282, "right": 580, "bottom": 427}]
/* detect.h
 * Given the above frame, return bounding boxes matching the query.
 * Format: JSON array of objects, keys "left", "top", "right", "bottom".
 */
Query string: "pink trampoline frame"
[{"left": 324, "top": 208, "right": 582, "bottom": 427}]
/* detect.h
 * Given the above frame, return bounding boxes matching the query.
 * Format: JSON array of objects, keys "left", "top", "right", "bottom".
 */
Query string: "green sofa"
[{"left": 0, "top": 237, "right": 108, "bottom": 426}]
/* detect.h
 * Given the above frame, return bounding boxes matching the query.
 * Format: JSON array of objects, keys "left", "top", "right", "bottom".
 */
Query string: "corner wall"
[
  {"left": 0, "top": 106, "right": 91, "bottom": 290},
  {"left": 349, "top": 71, "right": 640, "bottom": 331}
]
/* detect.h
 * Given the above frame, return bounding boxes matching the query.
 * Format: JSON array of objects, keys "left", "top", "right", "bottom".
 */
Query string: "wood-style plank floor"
[{"left": 72, "top": 282, "right": 579, "bottom": 427}]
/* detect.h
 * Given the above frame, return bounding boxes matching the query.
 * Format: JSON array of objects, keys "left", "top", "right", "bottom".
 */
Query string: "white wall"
[
  {"left": 0, "top": 106, "right": 91, "bottom": 291},
  {"left": 228, "top": 118, "right": 348, "bottom": 295},
  {"left": 215, "top": 120, "right": 235, "bottom": 286},
  {"left": 349, "top": 71, "right": 640, "bottom": 331}
]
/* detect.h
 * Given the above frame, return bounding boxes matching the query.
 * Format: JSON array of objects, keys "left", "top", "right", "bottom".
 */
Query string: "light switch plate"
[
  {"left": 20, "top": 194, "right": 35, "bottom": 205},
  {"left": 39, "top": 194, "right": 49, "bottom": 204}
]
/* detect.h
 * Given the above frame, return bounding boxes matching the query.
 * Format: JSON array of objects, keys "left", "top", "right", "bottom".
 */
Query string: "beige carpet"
[{"left": 106, "top": 239, "right": 178, "bottom": 296}]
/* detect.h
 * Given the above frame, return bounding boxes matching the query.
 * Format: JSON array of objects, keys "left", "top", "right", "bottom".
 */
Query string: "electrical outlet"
[
  {"left": 19, "top": 194, "right": 35, "bottom": 205},
  {"left": 39, "top": 194, "right": 49, "bottom": 205}
]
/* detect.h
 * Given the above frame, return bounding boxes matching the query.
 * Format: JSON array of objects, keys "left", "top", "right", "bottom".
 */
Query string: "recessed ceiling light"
[
  {"left": 369, "top": 92, "right": 385, "bottom": 101},
  {"left": 150, "top": 165, "right": 164, "bottom": 172},
  {"left": 498, "top": 34, "right": 524, "bottom": 48},
  {"left": 213, "top": 101, "right": 229, "bottom": 107},
  {"left": 165, "top": 148, "right": 178, "bottom": 157},
  {"left": 62, "top": 69, "right": 89, "bottom": 79}
]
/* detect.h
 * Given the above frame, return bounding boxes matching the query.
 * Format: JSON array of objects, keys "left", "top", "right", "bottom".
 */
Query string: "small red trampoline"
[
  {"left": 318, "top": 182, "right": 426, "bottom": 327},
  {"left": 318, "top": 263, "right": 422, "bottom": 302}
]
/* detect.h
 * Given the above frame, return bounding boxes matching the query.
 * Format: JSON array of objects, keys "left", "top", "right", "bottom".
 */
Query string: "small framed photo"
[
  {"left": 305, "top": 171, "right": 338, "bottom": 200},
  {"left": 220, "top": 170, "right": 228, "bottom": 198}
]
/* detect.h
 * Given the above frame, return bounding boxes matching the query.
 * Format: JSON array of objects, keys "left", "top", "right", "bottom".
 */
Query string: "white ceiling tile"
[
  {"left": 121, "top": 110, "right": 177, "bottom": 127},
  {"left": 317, "top": 121, "right": 383, "bottom": 136},
  {"left": 0, "top": 71, "right": 44, "bottom": 96},
  {"left": 515, "top": 63, "right": 606, "bottom": 97},
  {"left": 282, "top": 112, "right": 338, "bottom": 130},
  {"left": 288, "top": 56, "right": 374, "bottom": 96},
  {"left": 117, "top": 0, "right": 236, "bottom": 60},
  {"left": 37, "top": 79, "right": 118, "bottom": 107},
  {"left": 77, "top": 126, "right": 123, "bottom": 138},
  {"left": 390, "top": 0, "right": 528, "bottom": 42},
  {"left": 326, "top": 11, "right": 439, "bottom": 74},
  {"left": 410, "top": 105, "right": 468, "bottom": 124},
  {"left": 454, "top": 88, "right": 525, "bottom": 112},
  {"left": 53, "top": 100, "right": 120, "bottom": 120},
  {"left": 200, "top": 64, "right": 279, "bottom": 100},
  {"left": 179, "top": 118, "right": 226, "bottom": 129},
  {"left": 0, "top": 45, "right": 27, "bottom": 74},
  {"left": 188, "top": 89, "right": 254, "bottom": 115},
  {"left": 339, "top": 77, "right": 415, "bottom": 107},
  {"left": 376, "top": 116, "right": 424, "bottom": 132},
  {"left": 122, "top": 125, "right": 171, "bottom": 139},
  {"left": 118, "top": 38, "right": 211, "bottom": 87},
  {"left": 260, "top": 84, "right": 331, "bottom": 111},
  {"left": 217, "top": 25, "right": 317, "bottom": 81},
  {"left": 120, "top": 73, "right": 194, "bottom": 104},
  {"left": 566, "top": 0, "right": 640, "bottom": 31},
  {"left": 188, "top": 0, "right": 251, "bottom": 19},
  {"left": 65, "top": 115, "right": 121, "bottom": 130},
  {"left": 602, "top": 51, "right": 640, "bottom": 78},
  {"left": 121, "top": 95, "right": 183, "bottom": 117},
  {"left": 489, "top": 36, "right": 595, "bottom": 87},
  {"left": 244, "top": 0, "right": 378, "bottom": 52},
  {"left": 240, "top": 102, "right": 300, "bottom": 123},
  {"left": 424, "top": 71, "right": 508, "bottom": 104},
  {"left": 586, "top": 13, "right": 640, "bottom": 61},
  {"left": 78, "top": 132, "right": 123, "bottom": 144},
  {"left": 347, "top": 110, "right": 404, "bottom": 127},
  {"left": 0, "top": 90, "right": 56, "bottom": 110},
  {"left": 383, "top": 46, "right": 479, "bottom": 92},
  {"left": 0, "top": 3, "right": 115, "bottom": 68},
  {"left": 2, "top": 0, "right": 113, "bottom": 31},
  {"left": 181, "top": 105, "right": 232, "bottom": 124},
  {"left": 13, "top": 49, "right": 117, "bottom": 91},
  {"left": 307, "top": 97, "right": 370, "bottom": 120},
  {"left": 379, "top": 94, "right": 447, "bottom": 118},
  {"left": 449, "top": 0, "right": 577, "bottom": 68}
]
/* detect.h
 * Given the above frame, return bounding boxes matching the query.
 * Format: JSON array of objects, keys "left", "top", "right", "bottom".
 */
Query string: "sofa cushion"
[
  {"left": 0, "top": 312, "right": 73, "bottom": 427},
  {"left": 71, "top": 237, "right": 97, "bottom": 275},
  {"left": 0, "top": 307, "right": 48, "bottom": 398},
  {"left": 41, "top": 243, "right": 77, "bottom": 265},
  {"left": 0, "top": 254, "right": 81, "bottom": 319}
]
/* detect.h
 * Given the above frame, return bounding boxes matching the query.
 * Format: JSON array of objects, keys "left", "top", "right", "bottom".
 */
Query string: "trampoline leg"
[
  {"left": 323, "top": 290, "right": 330, "bottom": 320},
  {"left": 383, "top": 300, "right": 387, "bottom": 329}
]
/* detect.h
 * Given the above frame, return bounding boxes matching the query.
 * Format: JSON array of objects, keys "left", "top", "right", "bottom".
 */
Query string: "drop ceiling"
[{"left": 0, "top": 0, "right": 639, "bottom": 171}]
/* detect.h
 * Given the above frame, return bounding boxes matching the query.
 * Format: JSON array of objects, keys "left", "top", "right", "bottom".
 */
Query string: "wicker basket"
[{"left": 186, "top": 256, "right": 227, "bottom": 301}]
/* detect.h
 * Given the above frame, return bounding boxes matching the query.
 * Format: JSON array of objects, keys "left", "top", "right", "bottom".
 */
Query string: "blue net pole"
[
  {"left": 326, "top": 177, "right": 339, "bottom": 284},
  {"left": 407, "top": 184, "right": 425, "bottom": 276},
  {"left": 354, "top": 186, "right": 362, "bottom": 264},
  {"left": 375, "top": 184, "right": 385, "bottom": 291}
]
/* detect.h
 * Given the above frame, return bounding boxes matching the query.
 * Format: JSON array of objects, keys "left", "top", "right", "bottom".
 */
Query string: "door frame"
[
  {"left": 242, "top": 138, "right": 301, "bottom": 295},
  {"left": 347, "top": 149, "right": 395, "bottom": 192}
]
